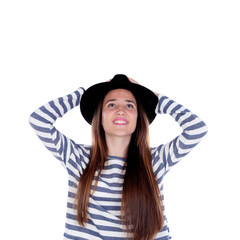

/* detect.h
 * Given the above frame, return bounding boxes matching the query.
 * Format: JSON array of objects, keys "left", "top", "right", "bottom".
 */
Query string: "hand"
[
  {"left": 128, "top": 77, "right": 139, "bottom": 85},
  {"left": 107, "top": 77, "right": 159, "bottom": 97},
  {"left": 129, "top": 77, "right": 159, "bottom": 97}
]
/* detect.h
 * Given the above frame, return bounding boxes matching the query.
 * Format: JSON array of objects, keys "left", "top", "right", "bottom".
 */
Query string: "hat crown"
[{"left": 110, "top": 74, "right": 130, "bottom": 84}]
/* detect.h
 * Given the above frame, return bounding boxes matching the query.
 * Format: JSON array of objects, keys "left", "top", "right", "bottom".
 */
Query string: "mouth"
[{"left": 113, "top": 118, "right": 128, "bottom": 125}]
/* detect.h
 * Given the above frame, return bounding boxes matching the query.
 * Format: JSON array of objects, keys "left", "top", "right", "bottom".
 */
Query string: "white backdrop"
[{"left": 1, "top": 0, "right": 239, "bottom": 239}]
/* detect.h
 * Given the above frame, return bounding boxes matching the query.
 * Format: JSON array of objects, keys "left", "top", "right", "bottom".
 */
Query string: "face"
[{"left": 101, "top": 89, "right": 138, "bottom": 139}]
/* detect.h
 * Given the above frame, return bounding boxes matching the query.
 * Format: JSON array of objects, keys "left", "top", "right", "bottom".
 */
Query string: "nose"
[
  {"left": 116, "top": 106, "right": 126, "bottom": 116},
  {"left": 117, "top": 111, "right": 125, "bottom": 116}
]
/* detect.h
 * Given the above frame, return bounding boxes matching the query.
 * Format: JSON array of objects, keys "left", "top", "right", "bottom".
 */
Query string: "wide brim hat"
[{"left": 80, "top": 74, "right": 158, "bottom": 125}]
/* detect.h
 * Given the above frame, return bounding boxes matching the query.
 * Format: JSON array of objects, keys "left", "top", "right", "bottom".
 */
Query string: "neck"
[{"left": 105, "top": 135, "right": 131, "bottom": 158}]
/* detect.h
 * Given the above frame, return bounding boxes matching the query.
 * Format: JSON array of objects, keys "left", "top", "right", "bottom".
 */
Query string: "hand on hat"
[
  {"left": 128, "top": 77, "right": 139, "bottom": 85},
  {"left": 129, "top": 77, "right": 159, "bottom": 97},
  {"left": 106, "top": 76, "right": 159, "bottom": 97}
]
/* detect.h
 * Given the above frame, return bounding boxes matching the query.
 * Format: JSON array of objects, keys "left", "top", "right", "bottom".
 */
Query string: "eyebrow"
[{"left": 104, "top": 99, "right": 136, "bottom": 105}]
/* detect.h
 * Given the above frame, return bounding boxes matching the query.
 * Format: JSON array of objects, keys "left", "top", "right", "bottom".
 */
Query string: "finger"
[{"left": 128, "top": 77, "right": 139, "bottom": 84}]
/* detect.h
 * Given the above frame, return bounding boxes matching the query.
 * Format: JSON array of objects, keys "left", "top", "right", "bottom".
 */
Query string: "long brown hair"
[{"left": 75, "top": 96, "right": 164, "bottom": 239}]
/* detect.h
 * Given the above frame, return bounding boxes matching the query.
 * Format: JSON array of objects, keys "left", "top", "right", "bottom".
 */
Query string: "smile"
[{"left": 113, "top": 119, "right": 128, "bottom": 125}]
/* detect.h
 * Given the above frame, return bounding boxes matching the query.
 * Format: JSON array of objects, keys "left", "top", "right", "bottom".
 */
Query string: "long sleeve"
[
  {"left": 151, "top": 94, "right": 208, "bottom": 184},
  {"left": 28, "top": 87, "right": 90, "bottom": 174}
]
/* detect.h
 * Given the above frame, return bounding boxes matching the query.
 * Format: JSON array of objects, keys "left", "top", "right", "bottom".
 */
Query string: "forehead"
[{"left": 103, "top": 89, "right": 136, "bottom": 102}]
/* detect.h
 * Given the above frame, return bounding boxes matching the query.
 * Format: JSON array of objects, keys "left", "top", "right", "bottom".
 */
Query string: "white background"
[{"left": 0, "top": 0, "right": 239, "bottom": 239}]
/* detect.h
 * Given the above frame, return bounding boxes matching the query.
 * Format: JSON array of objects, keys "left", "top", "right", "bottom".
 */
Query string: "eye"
[
  {"left": 108, "top": 103, "right": 115, "bottom": 108},
  {"left": 127, "top": 104, "right": 134, "bottom": 108}
]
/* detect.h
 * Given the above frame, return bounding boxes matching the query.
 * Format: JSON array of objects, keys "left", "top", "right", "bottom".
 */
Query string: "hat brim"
[{"left": 80, "top": 78, "right": 158, "bottom": 125}]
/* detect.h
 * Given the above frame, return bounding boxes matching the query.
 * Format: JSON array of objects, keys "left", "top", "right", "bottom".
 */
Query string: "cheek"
[
  {"left": 132, "top": 112, "right": 138, "bottom": 128},
  {"left": 101, "top": 111, "right": 109, "bottom": 128},
  {"left": 101, "top": 112, "right": 105, "bottom": 126}
]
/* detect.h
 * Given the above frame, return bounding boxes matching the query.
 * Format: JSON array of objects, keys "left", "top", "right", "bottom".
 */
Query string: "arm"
[
  {"left": 28, "top": 87, "right": 90, "bottom": 172},
  {"left": 152, "top": 94, "right": 208, "bottom": 183}
]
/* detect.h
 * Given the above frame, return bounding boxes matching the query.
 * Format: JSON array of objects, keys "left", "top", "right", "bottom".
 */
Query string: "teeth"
[{"left": 114, "top": 121, "right": 127, "bottom": 124}]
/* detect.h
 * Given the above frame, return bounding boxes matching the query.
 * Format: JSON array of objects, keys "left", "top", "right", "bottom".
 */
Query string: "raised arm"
[
  {"left": 152, "top": 94, "right": 208, "bottom": 183},
  {"left": 28, "top": 87, "right": 90, "bottom": 172}
]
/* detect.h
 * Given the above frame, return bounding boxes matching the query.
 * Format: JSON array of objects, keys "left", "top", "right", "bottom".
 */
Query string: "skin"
[
  {"left": 102, "top": 89, "right": 138, "bottom": 157},
  {"left": 102, "top": 77, "right": 159, "bottom": 157}
]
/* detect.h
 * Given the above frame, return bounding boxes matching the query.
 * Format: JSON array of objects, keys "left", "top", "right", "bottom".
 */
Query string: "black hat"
[{"left": 80, "top": 74, "right": 158, "bottom": 125}]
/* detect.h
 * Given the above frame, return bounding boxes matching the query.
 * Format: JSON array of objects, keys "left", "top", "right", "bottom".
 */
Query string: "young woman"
[{"left": 29, "top": 74, "right": 208, "bottom": 240}]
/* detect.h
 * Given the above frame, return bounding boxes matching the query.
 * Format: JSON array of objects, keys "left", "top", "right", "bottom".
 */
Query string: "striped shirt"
[{"left": 29, "top": 87, "right": 208, "bottom": 239}]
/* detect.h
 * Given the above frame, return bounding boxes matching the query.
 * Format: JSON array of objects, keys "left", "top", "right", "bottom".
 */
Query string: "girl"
[{"left": 29, "top": 74, "right": 208, "bottom": 240}]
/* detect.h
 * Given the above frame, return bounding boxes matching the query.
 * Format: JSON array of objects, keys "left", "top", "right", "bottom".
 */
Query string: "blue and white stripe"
[{"left": 29, "top": 88, "right": 207, "bottom": 240}]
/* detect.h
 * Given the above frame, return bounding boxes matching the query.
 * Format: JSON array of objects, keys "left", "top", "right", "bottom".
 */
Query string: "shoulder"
[
  {"left": 77, "top": 144, "right": 91, "bottom": 157},
  {"left": 151, "top": 145, "right": 163, "bottom": 161},
  {"left": 67, "top": 144, "right": 91, "bottom": 172}
]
